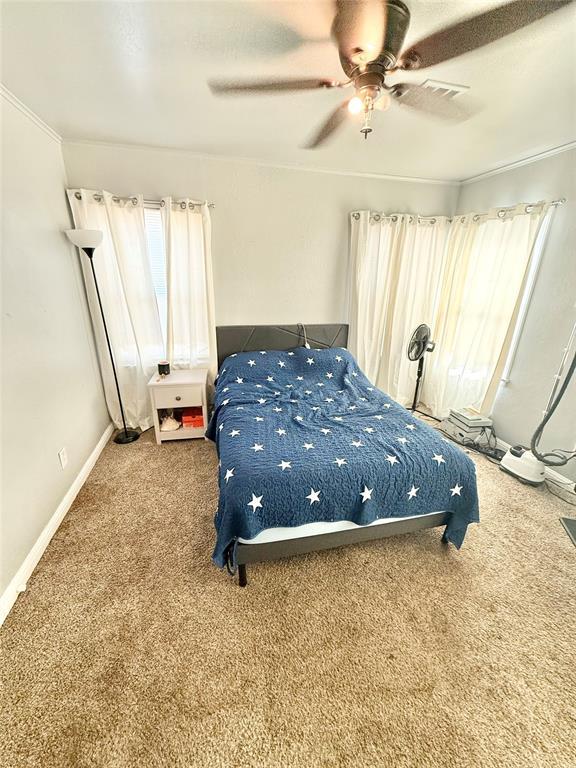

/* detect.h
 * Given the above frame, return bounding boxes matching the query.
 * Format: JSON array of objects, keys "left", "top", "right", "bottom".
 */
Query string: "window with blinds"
[{"left": 144, "top": 207, "right": 168, "bottom": 348}]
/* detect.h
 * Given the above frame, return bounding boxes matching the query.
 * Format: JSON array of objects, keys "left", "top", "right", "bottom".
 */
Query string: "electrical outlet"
[{"left": 58, "top": 447, "right": 68, "bottom": 469}]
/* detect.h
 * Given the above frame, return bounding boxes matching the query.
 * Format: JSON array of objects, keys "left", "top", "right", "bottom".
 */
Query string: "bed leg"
[{"left": 238, "top": 563, "right": 248, "bottom": 587}]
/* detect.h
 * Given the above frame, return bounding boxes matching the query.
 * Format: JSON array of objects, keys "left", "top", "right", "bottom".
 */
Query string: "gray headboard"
[{"left": 216, "top": 324, "right": 349, "bottom": 368}]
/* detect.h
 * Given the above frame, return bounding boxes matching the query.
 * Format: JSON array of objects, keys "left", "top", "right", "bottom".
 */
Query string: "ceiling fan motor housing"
[{"left": 337, "top": 0, "right": 411, "bottom": 79}]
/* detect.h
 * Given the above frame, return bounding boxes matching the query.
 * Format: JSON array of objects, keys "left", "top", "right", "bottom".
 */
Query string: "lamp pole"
[{"left": 65, "top": 230, "right": 139, "bottom": 444}]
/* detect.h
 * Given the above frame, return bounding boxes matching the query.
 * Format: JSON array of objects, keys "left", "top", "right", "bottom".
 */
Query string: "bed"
[{"left": 207, "top": 324, "right": 479, "bottom": 586}]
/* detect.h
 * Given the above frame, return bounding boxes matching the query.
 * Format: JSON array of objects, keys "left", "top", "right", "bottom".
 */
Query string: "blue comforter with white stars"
[{"left": 207, "top": 347, "right": 479, "bottom": 568}]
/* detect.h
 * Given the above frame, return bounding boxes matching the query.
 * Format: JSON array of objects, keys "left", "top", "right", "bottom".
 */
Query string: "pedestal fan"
[{"left": 407, "top": 324, "right": 435, "bottom": 411}]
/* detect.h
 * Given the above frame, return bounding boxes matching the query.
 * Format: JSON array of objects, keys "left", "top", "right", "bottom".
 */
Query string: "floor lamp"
[{"left": 65, "top": 228, "right": 140, "bottom": 445}]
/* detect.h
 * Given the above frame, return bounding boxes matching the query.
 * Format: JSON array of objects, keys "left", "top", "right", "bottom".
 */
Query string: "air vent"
[{"left": 420, "top": 79, "right": 470, "bottom": 99}]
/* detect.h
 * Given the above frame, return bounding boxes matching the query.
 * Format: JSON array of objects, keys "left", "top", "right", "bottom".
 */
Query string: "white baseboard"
[{"left": 0, "top": 423, "right": 114, "bottom": 627}]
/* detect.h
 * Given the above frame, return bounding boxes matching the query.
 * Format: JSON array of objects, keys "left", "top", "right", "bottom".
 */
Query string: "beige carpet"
[{"left": 1, "top": 429, "right": 575, "bottom": 768}]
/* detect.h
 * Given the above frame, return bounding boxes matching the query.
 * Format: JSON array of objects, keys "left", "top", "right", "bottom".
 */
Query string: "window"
[{"left": 144, "top": 207, "right": 168, "bottom": 350}]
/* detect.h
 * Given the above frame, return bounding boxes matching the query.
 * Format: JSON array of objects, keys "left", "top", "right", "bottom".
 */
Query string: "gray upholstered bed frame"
[{"left": 215, "top": 324, "right": 448, "bottom": 587}]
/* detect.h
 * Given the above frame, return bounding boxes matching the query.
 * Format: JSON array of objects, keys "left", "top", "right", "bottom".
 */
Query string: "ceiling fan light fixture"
[{"left": 347, "top": 96, "right": 364, "bottom": 114}]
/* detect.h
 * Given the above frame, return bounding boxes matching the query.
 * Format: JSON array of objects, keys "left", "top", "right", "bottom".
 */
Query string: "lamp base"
[{"left": 114, "top": 428, "right": 140, "bottom": 445}]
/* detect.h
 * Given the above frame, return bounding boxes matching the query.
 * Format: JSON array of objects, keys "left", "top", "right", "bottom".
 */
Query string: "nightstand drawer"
[{"left": 154, "top": 385, "right": 202, "bottom": 409}]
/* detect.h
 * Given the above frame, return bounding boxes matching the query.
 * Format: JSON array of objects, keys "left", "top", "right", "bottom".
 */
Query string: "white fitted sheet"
[{"left": 237, "top": 511, "right": 442, "bottom": 544}]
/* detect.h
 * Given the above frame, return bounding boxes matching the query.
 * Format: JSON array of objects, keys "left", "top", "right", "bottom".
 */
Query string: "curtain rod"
[
  {"left": 354, "top": 197, "right": 566, "bottom": 222},
  {"left": 72, "top": 191, "right": 215, "bottom": 209}
]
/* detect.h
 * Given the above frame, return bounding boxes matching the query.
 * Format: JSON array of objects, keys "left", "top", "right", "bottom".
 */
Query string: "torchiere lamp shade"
[{"left": 65, "top": 229, "right": 103, "bottom": 250}]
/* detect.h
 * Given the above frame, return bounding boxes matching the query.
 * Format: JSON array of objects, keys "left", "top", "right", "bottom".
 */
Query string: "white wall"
[
  {"left": 457, "top": 149, "right": 576, "bottom": 481},
  {"left": 62, "top": 141, "right": 459, "bottom": 326},
  {"left": 1, "top": 95, "right": 110, "bottom": 599}
]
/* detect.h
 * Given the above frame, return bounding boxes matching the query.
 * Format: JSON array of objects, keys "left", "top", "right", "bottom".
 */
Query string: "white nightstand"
[{"left": 148, "top": 368, "right": 208, "bottom": 444}]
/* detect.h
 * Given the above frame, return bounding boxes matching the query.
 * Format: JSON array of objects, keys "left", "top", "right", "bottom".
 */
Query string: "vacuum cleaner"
[{"left": 500, "top": 319, "right": 576, "bottom": 485}]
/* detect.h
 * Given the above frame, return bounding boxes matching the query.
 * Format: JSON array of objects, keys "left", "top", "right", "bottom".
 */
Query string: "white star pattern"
[
  {"left": 266, "top": 376, "right": 275, "bottom": 382},
  {"left": 259, "top": 351, "right": 267, "bottom": 355},
  {"left": 235, "top": 377, "right": 243, "bottom": 384},
  {"left": 278, "top": 461, "right": 292, "bottom": 471},
  {"left": 222, "top": 399, "right": 230, "bottom": 406},
  {"left": 278, "top": 360, "right": 286, "bottom": 368},
  {"left": 229, "top": 430, "right": 240, "bottom": 437},
  {"left": 218, "top": 424, "right": 224, "bottom": 431},
  {"left": 251, "top": 443, "right": 264, "bottom": 452},
  {"left": 257, "top": 398, "right": 267, "bottom": 404},
  {"left": 255, "top": 384, "right": 263, "bottom": 389},
  {"left": 222, "top": 387, "right": 229, "bottom": 393},
  {"left": 407, "top": 485, "right": 419, "bottom": 499},
  {"left": 305, "top": 390, "right": 313, "bottom": 395},
  {"left": 248, "top": 494, "right": 263, "bottom": 512},
  {"left": 335, "top": 356, "right": 343, "bottom": 362},
  {"left": 326, "top": 372, "right": 333, "bottom": 379},
  {"left": 349, "top": 405, "right": 357, "bottom": 411},
  {"left": 297, "top": 376, "right": 304, "bottom": 381},
  {"left": 450, "top": 484, "right": 463, "bottom": 496},
  {"left": 275, "top": 428, "right": 286, "bottom": 436},
  {"left": 306, "top": 488, "right": 321, "bottom": 504},
  {"left": 351, "top": 440, "right": 364, "bottom": 448},
  {"left": 320, "top": 428, "right": 331, "bottom": 435},
  {"left": 364, "top": 427, "right": 375, "bottom": 433},
  {"left": 306, "top": 358, "right": 315, "bottom": 366},
  {"left": 248, "top": 360, "right": 256, "bottom": 367},
  {"left": 303, "top": 442, "right": 315, "bottom": 450},
  {"left": 374, "top": 415, "right": 384, "bottom": 420},
  {"left": 334, "top": 458, "right": 347, "bottom": 467},
  {"left": 224, "top": 468, "right": 235, "bottom": 483},
  {"left": 295, "top": 415, "right": 304, "bottom": 422},
  {"left": 316, "top": 383, "right": 324, "bottom": 387},
  {"left": 397, "top": 437, "right": 408, "bottom": 444},
  {"left": 386, "top": 455, "right": 399, "bottom": 465},
  {"left": 433, "top": 454, "right": 446, "bottom": 466},
  {"left": 254, "top": 416, "right": 264, "bottom": 422},
  {"left": 288, "top": 352, "right": 295, "bottom": 356},
  {"left": 273, "top": 407, "right": 282, "bottom": 413},
  {"left": 325, "top": 398, "right": 334, "bottom": 403},
  {"left": 360, "top": 486, "right": 373, "bottom": 503},
  {"left": 334, "top": 416, "right": 344, "bottom": 421},
  {"left": 383, "top": 404, "right": 391, "bottom": 409}
]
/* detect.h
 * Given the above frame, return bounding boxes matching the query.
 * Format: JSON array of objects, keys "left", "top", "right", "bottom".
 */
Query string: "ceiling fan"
[{"left": 209, "top": 0, "right": 572, "bottom": 147}]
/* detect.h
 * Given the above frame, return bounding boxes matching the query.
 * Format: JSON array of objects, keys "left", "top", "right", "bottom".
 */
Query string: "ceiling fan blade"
[
  {"left": 305, "top": 101, "right": 350, "bottom": 148},
  {"left": 332, "top": 0, "right": 386, "bottom": 64},
  {"left": 398, "top": 0, "right": 574, "bottom": 70},
  {"left": 209, "top": 78, "right": 345, "bottom": 94},
  {"left": 391, "top": 84, "right": 473, "bottom": 121}
]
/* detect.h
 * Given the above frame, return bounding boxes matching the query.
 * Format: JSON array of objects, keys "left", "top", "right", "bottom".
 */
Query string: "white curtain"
[
  {"left": 67, "top": 190, "right": 164, "bottom": 431},
  {"left": 423, "top": 203, "right": 550, "bottom": 417},
  {"left": 349, "top": 202, "right": 551, "bottom": 418},
  {"left": 348, "top": 210, "right": 450, "bottom": 406},
  {"left": 161, "top": 198, "right": 217, "bottom": 377}
]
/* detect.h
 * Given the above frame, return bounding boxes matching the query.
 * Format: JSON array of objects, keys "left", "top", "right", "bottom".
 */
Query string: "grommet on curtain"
[
  {"left": 160, "top": 200, "right": 166, "bottom": 208},
  {"left": 391, "top": 215, "right": 398, "bottom": 222},
  {"left": 473, "top": 215, "right": 480, "bottom": 222},
  {"left": 180, "top": 201, "right": 187, "bottom": 210},
  {"left": 525, "top": 205, "right": 534, "bottom": 213},
  {"left": 74, "top": 191, "right": 82, "bottom": 200},
  {"left": 131, "top": 197, "right": 138, "bottom": 206},
  {"left": 497, "top": 210, "right": 506, "bottom": 219},
  {"left": 352, "top": 212, "right": 360, "bottom": 220},
  {"left": 409, "top": 216, "right": 414, "bottom": 223},
  {"left": 372, "top": 214, "right": 381, "bottom": 223}
]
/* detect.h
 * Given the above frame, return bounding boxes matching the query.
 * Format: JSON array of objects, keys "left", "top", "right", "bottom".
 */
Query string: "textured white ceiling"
[{"left": 2, "top": 0, "right": 575, "bottom": 180}]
